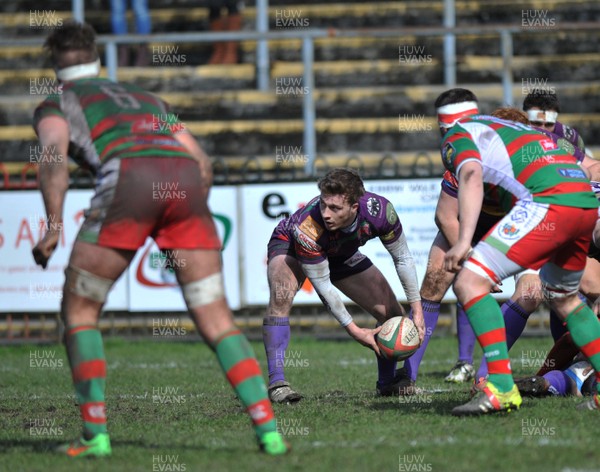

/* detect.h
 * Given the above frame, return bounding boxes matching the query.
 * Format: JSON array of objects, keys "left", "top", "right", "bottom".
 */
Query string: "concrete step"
[
  {"left": 3, "top": 112, "right": 600, "bottom": 160},
  {"left": 6, "top": 81, "right": 600, "bottom": 127},
  {"left": 4, "top": 50, "right": 600, "bottom": 95}
]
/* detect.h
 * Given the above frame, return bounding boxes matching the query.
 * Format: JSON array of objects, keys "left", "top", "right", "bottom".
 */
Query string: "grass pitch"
[{"left": 0, "top": 335, "right": 599, "bottom": 472}]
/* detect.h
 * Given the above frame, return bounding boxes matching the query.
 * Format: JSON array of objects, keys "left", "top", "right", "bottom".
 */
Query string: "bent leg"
[
  {"left": 542, "top": 262, "right": 600, "bottom": 400},
  {"left": 263, "top": 255, "right": 305, "bottom": 389},
  {"left": 411, "top": 232, "right": 456, "bottom": 381}
]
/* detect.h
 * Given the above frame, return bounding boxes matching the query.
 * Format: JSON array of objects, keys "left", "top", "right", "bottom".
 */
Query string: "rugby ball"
[{"left": 376, "top": 316, "right": 420, "bottom": 361}]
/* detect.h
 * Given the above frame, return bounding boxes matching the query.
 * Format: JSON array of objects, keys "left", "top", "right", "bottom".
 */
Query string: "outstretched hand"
[{"left": 345, "top": 322, "right": 383, "bottom": 356}]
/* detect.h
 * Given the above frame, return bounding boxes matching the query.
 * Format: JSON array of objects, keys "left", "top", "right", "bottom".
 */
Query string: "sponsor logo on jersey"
[
  {"left": 343, "top": 251, "right": 366, "bottom": 267},
  {"left": 442, "top": 142, "right": 456, "bottom": 169},
  {"left": 380, "top": 231, "right": 396, "bottom": 242},
  {"left": 558, "top": 168, "right": 586, "bottom": 179},
  {"left": 386, "top": 203, "right": 399, "bottom": 225},
  {"left": 510, "top": 209, "right": 528, "bottom": 223},
  {"left": 539, "top": 139, "right": 558, "bottom": 151},
  {"left": 88, "top": 405, "right": 106, "bottom": 419},
  {"left": 298, "top": 216, "right": 323, "bottom": 240},
  {"left": 366, "top": 197, "right": 381, "bottom": 217},
  {"left": 294, "top": 228, "right": 322, "bottom": 253},
  {"left": 499, "top": 223, "right": 520, "bottom": 239}
]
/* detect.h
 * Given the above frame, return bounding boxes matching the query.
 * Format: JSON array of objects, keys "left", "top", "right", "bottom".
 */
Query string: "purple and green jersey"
[
  {"left": 271, "top": 191, "right": 402, "bottom": 265},
  {"left": 441, "top": 115, "right": 599, "bottom": 213},
  {"left": 33, "top": 77, "right": 191, "bottom": 175}
]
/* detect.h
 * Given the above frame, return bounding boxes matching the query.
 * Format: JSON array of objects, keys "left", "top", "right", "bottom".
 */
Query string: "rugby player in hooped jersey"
[
  {"left": 31, "top": 21, "right": 288, "bottom": 457},
  {"left": 263, "top": 168, "right": 425, "bottom": 403},
  {"left": 437, "top": 89, "right": 600, "bottom": 415}
]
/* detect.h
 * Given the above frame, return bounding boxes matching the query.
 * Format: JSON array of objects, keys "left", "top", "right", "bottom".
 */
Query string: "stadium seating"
[{"left": 0, "top": 0, "right": 599, "bottom": 182}]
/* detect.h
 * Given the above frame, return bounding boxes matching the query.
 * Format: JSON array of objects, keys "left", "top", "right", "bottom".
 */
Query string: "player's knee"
[
  {"left": 579, "top": 275, "right": 600, "bottom": 300},
  {"left": 420, "top": 268, "right": 451, "bottom": 301},
  {"left": 182, "top": 272, "right": 225, "bottom": 308},
  {"left": 542, "top": 282, "right": 579, "bottom": 315},
  {"left": 63, "top": 265, "right": 114, "bottom": 304},
  {"left": 513, "top": 278, "right": 544, "bottom": 311}
]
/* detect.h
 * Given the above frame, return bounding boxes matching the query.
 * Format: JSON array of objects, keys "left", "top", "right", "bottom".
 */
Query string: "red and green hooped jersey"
[
  {"left": 441, "top": 115, "right": 599, "bottom": 212},
  {"left": 33, "top": 77, "right": 191, "bottom": 174}
]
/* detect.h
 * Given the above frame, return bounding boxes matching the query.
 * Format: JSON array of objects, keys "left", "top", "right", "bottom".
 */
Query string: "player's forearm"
[
  {"left": 35, "top": 117, "right": 70, "bottom": 229},
  {"left": 301, "top": 261, "right": 353, "bottom": 327},
  {"left": 383, "top": 233, "right": 421, "bottom": 302},
  {"left": 434, "top": 191, "right": 460, "bottom": 246},
  {"left": 39, "top": 159, "right": 69, "bottom": 227},
  {"left": 456, "top": 165, "right": 483, "bottom": 245}
]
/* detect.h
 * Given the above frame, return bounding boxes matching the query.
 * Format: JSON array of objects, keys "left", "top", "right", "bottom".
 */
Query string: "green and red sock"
[
  {"left": 65, "top": 325, "right": 107, "bottom": 438},
  {"left": 565, "top": 303, "right": 600, "bottom": 396},
  {"left": 464, "top": 293, "right": 514, "bottom": 393},
  {"left": 213, "top": 329, "right": 277, "bottom": 437}
]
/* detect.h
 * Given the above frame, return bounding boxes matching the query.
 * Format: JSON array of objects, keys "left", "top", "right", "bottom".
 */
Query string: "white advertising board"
[{"left": 0, "top": 190, "right": 128, "bottom": 311}]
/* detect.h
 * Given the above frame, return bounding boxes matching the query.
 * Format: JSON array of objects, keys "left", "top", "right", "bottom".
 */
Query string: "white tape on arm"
[
  {"left": 301, "top": 260, "right": 353, "bottom": 327},
  {"left": 383, "top": 232, "right": 421, "bottom": 302}
]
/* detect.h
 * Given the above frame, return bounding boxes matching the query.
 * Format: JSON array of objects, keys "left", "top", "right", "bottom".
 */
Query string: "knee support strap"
[
  {"left": 64, "top": 266, "right": 114, "bottom": 303},
  {"left": 182, "top": 272, "right": 225, "bottom": 308}
]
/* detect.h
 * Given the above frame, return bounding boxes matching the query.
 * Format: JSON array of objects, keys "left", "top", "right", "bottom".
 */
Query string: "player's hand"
[
  {"left": 32, "top": 228, "right": 60, "bottom": 269},
  {"left": 411, "top": 309, "right": 426, "bottom": 344},
  {"left": 345, "top": 322, "right": 382, "bottom": 355},
  {"left": 490, "top": 283, "right": 503, "bottom": 293},
  {"left": 444, "top": 242, "right": 473, "bottom": 273}
]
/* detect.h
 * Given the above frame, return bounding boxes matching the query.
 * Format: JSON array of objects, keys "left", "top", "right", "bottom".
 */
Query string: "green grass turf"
[{"left": 0, "top": 335, "right": 598, "bottom": 472}]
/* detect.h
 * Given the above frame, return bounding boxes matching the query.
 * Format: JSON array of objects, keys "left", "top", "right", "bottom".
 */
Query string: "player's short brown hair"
[
  {"left": 44, "top": 20, "right": 99, "bottom": 68},
  {"left": 318, "top": 168, "right": 365, "bottom": 205},
  {"left": 492, "top": 107, "right": 529, "bottom": 125}
]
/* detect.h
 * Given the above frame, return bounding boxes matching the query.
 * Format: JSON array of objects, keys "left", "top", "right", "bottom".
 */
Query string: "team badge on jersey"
[
  {"left": 499, "top": 223, "right": 520, "bottom": 240},
  {"left": 386, "top": 202, "right": 398, "bottom": 225},
  {"left": 366, "top": 197, "right": 381, "bottom": 217},
  {"left": 563, "top": 125, "right": 575, "bottom": 142},
  {"left": 442, "top": 142, "right": 456, "bottom": 169}
]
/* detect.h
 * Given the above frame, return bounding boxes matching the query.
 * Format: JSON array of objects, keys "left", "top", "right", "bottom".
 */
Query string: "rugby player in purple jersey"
[{"left": 262, "top": 168, "right": 424, "bottom": 403}]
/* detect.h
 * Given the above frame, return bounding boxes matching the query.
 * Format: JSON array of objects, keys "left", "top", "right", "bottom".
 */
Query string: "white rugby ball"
[{"left": 376, "top": 316, "right": 420, "bottom": 361}]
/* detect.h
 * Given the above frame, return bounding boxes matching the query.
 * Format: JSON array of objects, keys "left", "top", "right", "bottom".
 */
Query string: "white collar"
[{"left": 56, "top": 58, "right": 101, "bottom": 82}]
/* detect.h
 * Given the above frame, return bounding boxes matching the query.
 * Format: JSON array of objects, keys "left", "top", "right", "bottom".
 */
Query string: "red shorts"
[
  {"left": 78, "top": 157, "right": 221, "bottom": 251},
  {"left": 466, "top": 201, "right": 598, "bottom": 286}
]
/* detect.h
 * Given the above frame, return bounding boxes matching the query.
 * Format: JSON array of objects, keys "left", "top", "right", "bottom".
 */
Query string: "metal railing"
[{"left": 3, "top": 22, "right": 600, "bottom": 175}]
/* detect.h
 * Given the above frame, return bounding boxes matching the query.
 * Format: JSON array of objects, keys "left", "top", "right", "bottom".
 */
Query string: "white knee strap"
[
  {"left": 182, "top": 272, "right": 225, "bottom": 308},
  {"left": 64, "top": 266, "right": 114, "bottom": 303}
]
